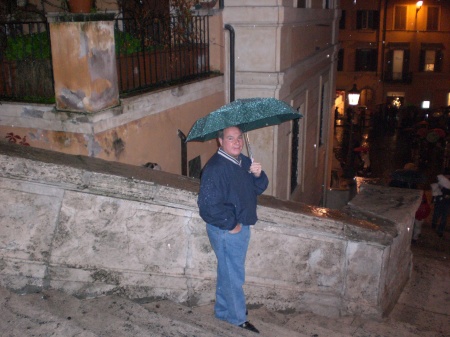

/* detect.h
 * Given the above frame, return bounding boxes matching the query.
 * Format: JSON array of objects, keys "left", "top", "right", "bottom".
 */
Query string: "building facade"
[
  {"left": 336, "top": 0, "right": 450, "bottom": 117},
  {"left": 0, "top": 1, "right": 341, "bottom": 206}
]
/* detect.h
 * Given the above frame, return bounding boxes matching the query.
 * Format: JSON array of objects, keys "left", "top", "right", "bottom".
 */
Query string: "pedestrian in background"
[
  {"left": 431, "top": 174, "right": 450, "bottom": 237},
  {"left": 197, "top": 126, "right": 269, "bottom": 334},
  {"left": 412, "top": 192, "right": 431, "bottom": 243}
]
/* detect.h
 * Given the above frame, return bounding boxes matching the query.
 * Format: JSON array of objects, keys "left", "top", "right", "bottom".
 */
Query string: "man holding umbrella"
[{"left": 197, "top": 126, "right": 269, "bottom": 334}]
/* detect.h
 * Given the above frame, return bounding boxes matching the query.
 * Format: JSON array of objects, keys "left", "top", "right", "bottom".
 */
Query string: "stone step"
[
  {"left": 0, "top": 286, "right": 442, "bottom": 337},
  {"left": 144, "top": 300, "right": 309, "bottom": 337}
]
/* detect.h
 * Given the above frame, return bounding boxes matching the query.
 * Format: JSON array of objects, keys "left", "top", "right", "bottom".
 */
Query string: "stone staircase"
[{"left": 1, "top": 285, "right": 441, "bottom": 337}]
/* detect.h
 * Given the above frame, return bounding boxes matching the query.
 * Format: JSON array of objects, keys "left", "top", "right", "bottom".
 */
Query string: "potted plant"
[
  {"left": 66, "top": 0, "right": 94, "bottom": 13},
  {"left": 195, "top": 0, "right": 217, "bottom": 9}
]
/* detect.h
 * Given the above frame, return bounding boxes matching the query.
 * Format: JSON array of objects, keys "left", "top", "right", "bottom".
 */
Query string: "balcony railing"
[
  {"left": 383, "top": 71, "right": 413, "bottom": 84},
  {"left": 0, "top": 20, "right": 54, "bottom": 103},
  {"left": 0, "top": 14, "right": 211, "bottom": 102},
  {"left": 115, "top": 15, "right": 211, "bottom": 95}
]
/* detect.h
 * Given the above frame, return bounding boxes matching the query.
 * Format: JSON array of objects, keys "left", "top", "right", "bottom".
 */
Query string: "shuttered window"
[
  {"left": 356, "top": 10, "right": 379, "bottom": 30},
  {"left": 355, "top": 49, "right": 377, "bottom": 71},
  {"left": 427, "top": 7, "right": 439, "bottom": 31},
  {"left": 394, "top": 6, "right": 407, "bottom": 30}
]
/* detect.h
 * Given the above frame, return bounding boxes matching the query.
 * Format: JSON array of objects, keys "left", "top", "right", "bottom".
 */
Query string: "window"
[
  {"left": 297, "top": 0, "right": 307, "bottom": 8},
  {"left": 337, "top": 49, "right": 344, "bottom": 71},
  {"left": 394, "top": 6, "right": 407, "bottom": 30},
  {"left": 385, "top": 46, "right": 411, "bottom": 82},
  {"left": 356, "top": 10, "right": 379, "bottom": 30},
  {"left": 422, "top": 101, "right": 430, "bottom": 109},
  {"left": 339, "top": 10, "right": 346, "bottom": 29},
  {"left": 419, "top": 46, "right": 443, "bottom": 72},
  {"left": 424, "top": 50, "right": 435, "bottom": 71},
  {"left": 355, "top": 49, "right": 377, "bottom": 71},
  {"left": 427, "top": 7, "right": 439, "bottom": 31}
]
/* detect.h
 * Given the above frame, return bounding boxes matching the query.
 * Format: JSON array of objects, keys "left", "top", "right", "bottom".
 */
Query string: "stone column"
[{"left": 48, "top": 13, "right": 119, "bottom": 113}]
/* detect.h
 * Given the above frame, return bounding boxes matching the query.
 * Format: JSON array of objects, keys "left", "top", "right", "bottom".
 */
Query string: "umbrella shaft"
[{"left": 244, "top": 133, "right": 253, "bottom": 161}]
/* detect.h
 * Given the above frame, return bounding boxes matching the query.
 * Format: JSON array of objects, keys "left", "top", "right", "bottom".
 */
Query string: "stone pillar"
[{"left": 48, "top": 13, "right": 119, "bottom": 113}]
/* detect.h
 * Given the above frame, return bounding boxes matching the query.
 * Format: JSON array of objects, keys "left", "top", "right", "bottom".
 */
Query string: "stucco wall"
[
  {"left": 0, "top": 76, "right": 224, "bottom": 176},
  {"left": 0, "top": 143, "right": 421, "bottom": 318}
]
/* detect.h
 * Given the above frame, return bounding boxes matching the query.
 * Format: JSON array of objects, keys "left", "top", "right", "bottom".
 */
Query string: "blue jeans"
[{"left": 206, "top": 223, "right": 250, "bottom": 326}]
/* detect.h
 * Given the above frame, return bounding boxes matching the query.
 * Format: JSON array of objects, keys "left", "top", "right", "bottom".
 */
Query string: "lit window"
[
  {"left": 424, "top": 50, "right": 436, "bottom": 71},
  {"left": 422, "top": 101, "right": 430, "bottom": 109}
]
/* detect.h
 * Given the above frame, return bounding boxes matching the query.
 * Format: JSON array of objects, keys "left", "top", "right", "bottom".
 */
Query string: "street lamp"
[
  {"left": 416, "top": 1, "right": 423, "bottom": 13},
  {"left": 415, "top": 1, "right": 423, "bottom": 30},
  {"left": 348, "top": 83, "right": 361, "bottom": 107},
  {"left": 343, "top": 84, "right": 360, "bottom": 178}
]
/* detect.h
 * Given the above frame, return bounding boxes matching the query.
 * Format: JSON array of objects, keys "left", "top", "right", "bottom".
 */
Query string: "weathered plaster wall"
[
  {"left": 50, "top": 18, "right": 119, "bottom": 113},
  {"left": 0, "top": 143, "right": 421, "bottom": 318},
  {"left": 0, "top": 76, "right": 224, "bottom": 176}
]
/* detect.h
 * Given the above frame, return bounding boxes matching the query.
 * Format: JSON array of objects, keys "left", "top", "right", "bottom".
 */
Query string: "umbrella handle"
[{"left": 244, "top": 133, "right": 253, "bottom": 162}]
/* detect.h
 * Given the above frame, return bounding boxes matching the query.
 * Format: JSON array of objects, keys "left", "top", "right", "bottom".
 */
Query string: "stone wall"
[{"left": 0, "top": 143, "right": 421, "bottom": 318}]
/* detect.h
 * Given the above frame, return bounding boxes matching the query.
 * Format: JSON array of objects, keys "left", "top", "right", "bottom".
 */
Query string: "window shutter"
[
  {"left": 338, "top": 49, "right": 344, "bottom": 71},
  {"left": 339, "top": 10, "right": 346, "bottom": 29},
  {"left": 386, "top": 50, "right": 394, "bottom": 75},
  {"left": 402, "top": 50, "right": 410, "bottom": 74},
  {"left": 373, "top": 11, "right": 380, "bottom": 29},
  {"left": 355, "top": 49, "right": 362, "bottom": 71},
  {"left": 356, "top": 11, "right": 363, "bottom": 29},
  {"left": 435, "top": 50, "right": 443, "bottom": 72},
  {"left": 419, "top": 50, "right": 425, "bottom": 71},
  {"left": 394, "top": 6, "right": 407, "bottom": 30}
]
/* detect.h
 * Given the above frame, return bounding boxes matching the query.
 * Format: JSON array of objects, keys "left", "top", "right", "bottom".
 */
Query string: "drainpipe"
[
  {"left": 224, "top": 24, "right": 235, "bottom": 102},
  {"left": 177, "top": 129, "right": 187, "bottom": 176},
  {"left": 380, "top": 0, "right": 388, "bottom": 82}
]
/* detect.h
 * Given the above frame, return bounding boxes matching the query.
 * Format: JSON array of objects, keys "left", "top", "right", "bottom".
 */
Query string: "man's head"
[{"left": 218, "top": 126, "right": 243, "bottom": 159}]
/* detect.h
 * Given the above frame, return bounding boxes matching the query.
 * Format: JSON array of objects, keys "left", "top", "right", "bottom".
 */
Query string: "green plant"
[
  {"left": 4, "top": 32, "right": 51, "bottom": 61},
  {"left": 114, "top": 30, "right": 143, "bottom": 55},
  {"left": 114, "top": 29, "right": 164, "bottom": 56}
]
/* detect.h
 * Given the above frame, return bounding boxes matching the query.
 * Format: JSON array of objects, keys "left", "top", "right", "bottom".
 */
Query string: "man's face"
[{"left": 219, "top": 127, "right": 243, "bottom": 159}]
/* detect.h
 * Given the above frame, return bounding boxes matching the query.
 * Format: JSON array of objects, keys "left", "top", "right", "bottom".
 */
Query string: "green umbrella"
[{"left": 186, "top": 98, "right": 303, "bottom": 142}]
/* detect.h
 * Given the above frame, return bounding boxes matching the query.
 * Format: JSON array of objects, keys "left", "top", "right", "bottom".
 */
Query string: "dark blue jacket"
[{"left": 197, "top": 151, "right": 269, "bottom": 230}]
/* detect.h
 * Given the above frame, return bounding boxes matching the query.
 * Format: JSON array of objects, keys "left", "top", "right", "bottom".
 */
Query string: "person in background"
[
  {"left": 431, "top": 174, "right": 450, "bottom": 237},
  {"left": 412, "top": 192, "right": 430, "bottom": 243},
  {"left": 197, "top": 126, "right": 269, "bottom": 334}
]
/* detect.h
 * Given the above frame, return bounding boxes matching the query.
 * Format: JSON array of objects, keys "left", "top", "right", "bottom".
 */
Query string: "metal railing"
[
  {"left": 0, "top": 14, "right": 211, "bottom": 102},
  {"left": 0, "top": 20, "right": 55, "bottom": 103},
  {"left": 383, "top": 71, "right": 413, "bottom": 84},
  {"left": 115, "top": 15, "right": 211, "bottom": 95}
]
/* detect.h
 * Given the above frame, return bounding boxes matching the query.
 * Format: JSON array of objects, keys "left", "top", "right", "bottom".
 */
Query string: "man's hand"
[
  {"left": 249, "top": 161, "right": 262, "bottom": 177},
  {"left": 229, "top": 223, "right": 242, "bottom": 234}
]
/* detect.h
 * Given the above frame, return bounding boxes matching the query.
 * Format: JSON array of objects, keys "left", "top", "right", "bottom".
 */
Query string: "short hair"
[{"left": 217, "top": 126, "right": 242, "bottom": 139}]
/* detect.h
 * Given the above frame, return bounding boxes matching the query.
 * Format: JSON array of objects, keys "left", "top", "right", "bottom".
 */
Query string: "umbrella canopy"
[{"left": 186, "top": 98, "right": 303, "bottom": 142}]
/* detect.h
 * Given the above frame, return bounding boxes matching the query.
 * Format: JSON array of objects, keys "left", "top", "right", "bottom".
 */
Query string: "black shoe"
[{"left": 239, "top": 321, "right": 259, "bottom": 334}]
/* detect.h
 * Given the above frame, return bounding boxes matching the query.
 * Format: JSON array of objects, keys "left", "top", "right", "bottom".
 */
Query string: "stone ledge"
[{"left": 0, "top": 142, "right": 419, "bottom": 318}]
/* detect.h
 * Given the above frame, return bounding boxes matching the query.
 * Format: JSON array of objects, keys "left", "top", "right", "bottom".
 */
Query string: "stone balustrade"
[{"left": 0, "top": 142, "right": 421, "bottom": 318}]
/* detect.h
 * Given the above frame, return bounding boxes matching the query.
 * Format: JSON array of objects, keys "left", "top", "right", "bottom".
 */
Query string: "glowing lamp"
[{"left": 348, "top": 84, "right": 360, "bottom": 106}]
